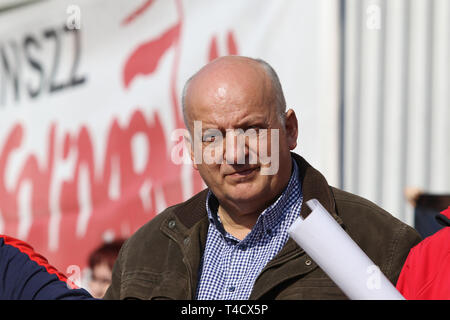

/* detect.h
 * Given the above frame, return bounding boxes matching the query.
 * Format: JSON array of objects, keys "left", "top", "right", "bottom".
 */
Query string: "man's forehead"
[
  {"left": 216, "top": 86, "right": 227, "bottom": 99},
  {"left": 189, "top": 57, "right": 267, "bottom": 92},
  {"left": 183, "top": 56, "right": 275, "bottom": 129}
]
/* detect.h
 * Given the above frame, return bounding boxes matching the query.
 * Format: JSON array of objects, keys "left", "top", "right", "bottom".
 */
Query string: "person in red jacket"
[{"left": 396, "top": 206, "right": 450, "bottom": 299}]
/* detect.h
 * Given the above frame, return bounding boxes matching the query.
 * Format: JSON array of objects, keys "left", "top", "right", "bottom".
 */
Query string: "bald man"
[{"left": 104, "top": 56, "right": 421, "bottom": 300}]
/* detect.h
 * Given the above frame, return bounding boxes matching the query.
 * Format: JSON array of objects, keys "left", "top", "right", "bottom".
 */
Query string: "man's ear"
[
  {"left": 284, "top": 109, "right": 298, "bottom": 150},
  {"left": 184, "top": 131, "right": 198, "bottom": 170}
]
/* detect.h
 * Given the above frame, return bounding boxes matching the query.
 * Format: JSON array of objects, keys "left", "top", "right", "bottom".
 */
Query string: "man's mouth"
[{"left": 226, "top": 166, "right": 259, "bottom": 177}]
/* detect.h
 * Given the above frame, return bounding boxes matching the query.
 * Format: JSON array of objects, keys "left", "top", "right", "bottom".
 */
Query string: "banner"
[{"left": 0, "top": 0, "right": 337, "bottom": 276}]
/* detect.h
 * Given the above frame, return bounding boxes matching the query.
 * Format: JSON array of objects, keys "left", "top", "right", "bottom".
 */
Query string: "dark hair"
[{"left": 88, "top": 239, "right": 126, "bottom": 271}]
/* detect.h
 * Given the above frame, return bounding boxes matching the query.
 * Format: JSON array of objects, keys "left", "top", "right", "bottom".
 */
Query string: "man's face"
[{"left": 185, "top": 58, "right": 298, "bottom": 213}]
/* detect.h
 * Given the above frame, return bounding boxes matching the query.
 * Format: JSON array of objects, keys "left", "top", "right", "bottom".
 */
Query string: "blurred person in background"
[
  {"left": 405, "top": 187, "right": 450, "bottom": 238},
  {"left": 88, "top": 239, "right": 125, "bottom": 299}
]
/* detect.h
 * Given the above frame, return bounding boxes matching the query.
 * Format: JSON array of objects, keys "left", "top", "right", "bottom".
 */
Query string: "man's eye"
[
  {"left": 203, "top": 135, "right": 216, "bottom": 142},
  {"left": 246, "top": 126, "right": 260, "bottom": 133}
]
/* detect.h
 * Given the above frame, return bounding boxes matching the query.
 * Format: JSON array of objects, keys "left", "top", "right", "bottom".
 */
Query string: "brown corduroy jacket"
[{"left": 104, "top": 154, "right": 421, "bottom": 300}]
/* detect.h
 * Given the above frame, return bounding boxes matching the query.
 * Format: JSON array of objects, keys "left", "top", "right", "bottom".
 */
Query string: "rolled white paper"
[{"left": 287, "top": 199, "right": 405, "bottom": 300}]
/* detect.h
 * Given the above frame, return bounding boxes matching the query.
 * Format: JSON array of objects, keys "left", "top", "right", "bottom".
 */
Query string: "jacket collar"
[
  {"left": 292, "top": 153, "right": 342, "bottom": 224},
  {"left": 159, "top": 189, "right": 210, "bottom": 298},
  {"left": 249, "top": 153, "right": 344, "bottom": 298}
]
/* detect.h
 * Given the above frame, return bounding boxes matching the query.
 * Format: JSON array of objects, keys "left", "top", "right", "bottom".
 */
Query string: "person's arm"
[{"left": 0, "top": 235, "right": 95, "bottom": 300}]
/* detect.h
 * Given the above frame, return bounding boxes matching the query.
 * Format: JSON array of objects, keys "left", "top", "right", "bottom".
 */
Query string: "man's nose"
[{"left": 224, "top": 130, "right": 249, "bottom": 165}]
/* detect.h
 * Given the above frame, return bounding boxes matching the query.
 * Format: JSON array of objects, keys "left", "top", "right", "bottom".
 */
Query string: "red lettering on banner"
[
  {"left": 0, "top": 124, "right": 54, "bottom": 240},
  {"left": 121, "top": 0, "right": 156, "bottom": 26},
  {"left": 59, "top": 109, "right": 185, "bottom": 225},
  {"left": 209, "top": 31, "right": 239, "bottom": 61},
  {"left": 0, "top": 0, "right": 239, "bottom": 272},
  {"left": 122, "top": 23, "right": 181, "bottom": 89},
  {"left": 0, "top": 110, "right": 187, "bottom": 270}
]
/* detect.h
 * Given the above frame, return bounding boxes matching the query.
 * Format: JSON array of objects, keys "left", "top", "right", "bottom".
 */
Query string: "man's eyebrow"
[
  {"left": 197, "top": 116, "right": 268, "bottom": 131},
  {"left": 201, "top": 124, "right": 221, "bottom": 131},
  {"left": 235, "top": 117, "right": 267, "bottom": 128}
]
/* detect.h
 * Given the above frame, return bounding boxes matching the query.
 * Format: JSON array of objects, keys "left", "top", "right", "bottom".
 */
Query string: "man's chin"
[{"left": 223, "top": 186, "right": 264, "bottom": 204}]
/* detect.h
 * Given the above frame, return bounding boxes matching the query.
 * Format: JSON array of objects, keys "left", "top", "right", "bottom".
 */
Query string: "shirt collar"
[{"left": 206, "top": 158, "right": 300, "bottom": 237}]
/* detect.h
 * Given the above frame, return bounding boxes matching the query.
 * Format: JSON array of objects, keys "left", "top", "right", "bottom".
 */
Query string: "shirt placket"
[
  {"left": 221, "top": 236, "right": 238, "bottom": 299},
  {"left": 199, "top": 159, "right": 302, "bottom": 300}
]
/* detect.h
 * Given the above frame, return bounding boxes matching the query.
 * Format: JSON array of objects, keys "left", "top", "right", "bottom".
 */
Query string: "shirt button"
[
  {"left": 229, "top": 286, "right": 235, "bottom": 292},
  {"left": 184, "top": 237, "right": 190, "bottom": 246}
]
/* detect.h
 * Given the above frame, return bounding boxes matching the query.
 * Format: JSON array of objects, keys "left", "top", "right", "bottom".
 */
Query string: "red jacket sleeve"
[{"left": 396, "top": 227, "right": 450, "bottom": 300}]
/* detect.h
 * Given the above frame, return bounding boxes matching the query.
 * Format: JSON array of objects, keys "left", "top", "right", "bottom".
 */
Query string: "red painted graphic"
[{"left": 0, "top": 0, "right": 238, "bottom": 274}]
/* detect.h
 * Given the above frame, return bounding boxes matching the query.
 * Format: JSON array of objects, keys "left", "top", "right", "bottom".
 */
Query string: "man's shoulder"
[
  {"left": 330, "top": 187, "right": 422, "bottom": 283},
  {"left": 124, "top": 189, "right": 209, "bottom": 249},
  {"left": 330, "top": 186, "right": 421, "bottom": 255},
  {"left": 331, "top": 187, "right": 410, "bottom": 231}
]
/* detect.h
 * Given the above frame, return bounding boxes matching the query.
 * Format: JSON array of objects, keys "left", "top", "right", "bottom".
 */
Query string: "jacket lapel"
[
  {"left": 162, "top": 189, "right": 210, "bottom": 299},
  {"left": 292, "top": 153, "right": 340, "bottom": 221},
  {"left": 250, "top": 153, "right": 344, "bottom": 299}
]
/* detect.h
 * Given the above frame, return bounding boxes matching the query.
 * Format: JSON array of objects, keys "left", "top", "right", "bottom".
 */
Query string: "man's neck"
[
  {"left": 214, "top": 158, "right": 296, "bottom": 241},
  {"left": 217, "top": 205, "right": 260, "bottom": 241}
]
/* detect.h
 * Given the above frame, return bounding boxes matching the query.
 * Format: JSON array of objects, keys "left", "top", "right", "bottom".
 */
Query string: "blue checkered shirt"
[{"left": 195, "top": 159, "right": 303, "bottom": 300}]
